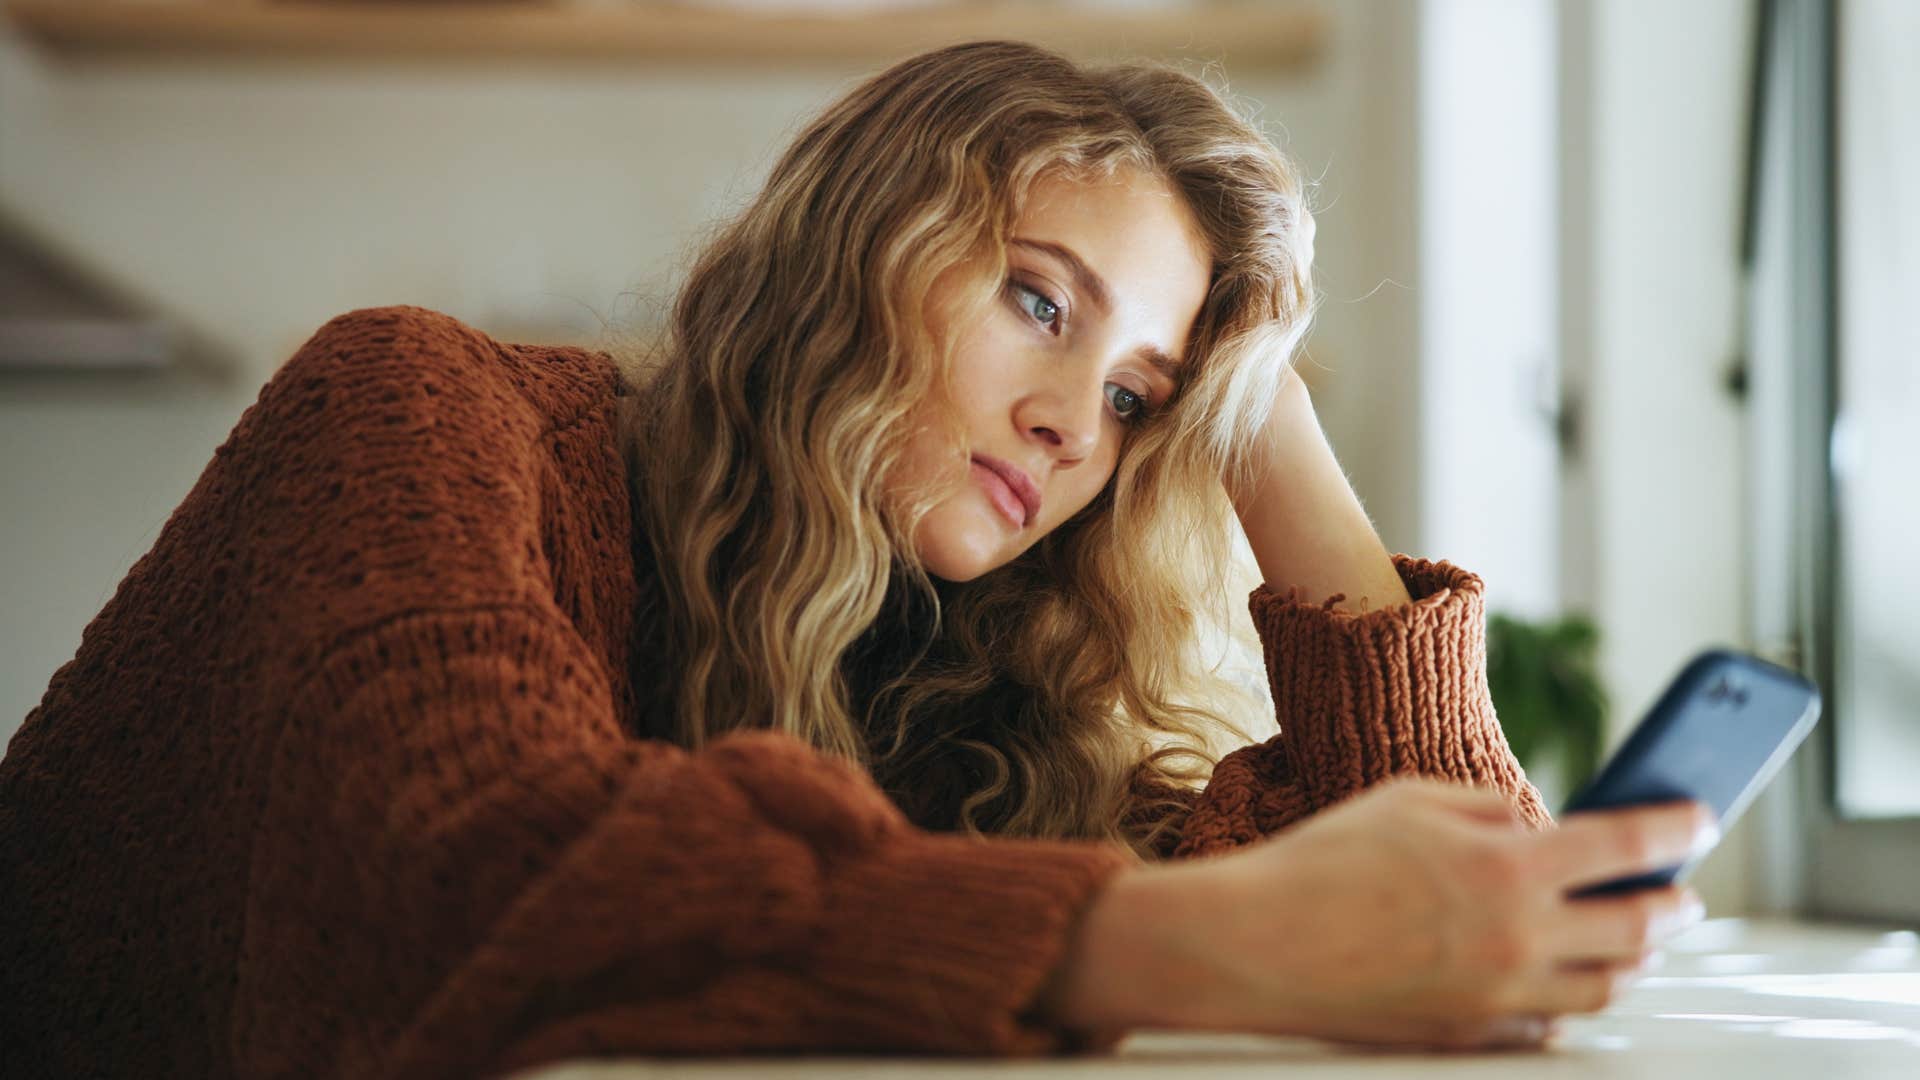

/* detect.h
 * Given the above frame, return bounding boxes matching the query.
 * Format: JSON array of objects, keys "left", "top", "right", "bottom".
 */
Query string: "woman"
[{"left": 0, "top": 40, "right": 1715, "bottom": 1080}]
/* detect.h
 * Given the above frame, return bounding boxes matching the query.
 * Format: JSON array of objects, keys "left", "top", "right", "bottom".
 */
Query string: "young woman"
[{"left": 0, "top": 40, "right": 1716, "bottom": 1080}]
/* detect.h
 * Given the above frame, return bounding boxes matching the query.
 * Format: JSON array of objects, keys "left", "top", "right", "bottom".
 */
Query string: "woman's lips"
[{"left": 971, "top": 460, "right": 1030, "bottom": 529}]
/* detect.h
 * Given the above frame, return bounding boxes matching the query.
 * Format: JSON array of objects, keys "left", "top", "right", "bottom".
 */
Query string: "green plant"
[{"left": 1485, "top": 611, "right": 1607, "bottom": 791}]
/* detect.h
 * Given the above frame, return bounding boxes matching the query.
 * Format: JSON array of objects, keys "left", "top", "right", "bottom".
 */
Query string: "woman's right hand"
[{"left": 1035, "top": 776, "right": 1718, "bottom": 1050}]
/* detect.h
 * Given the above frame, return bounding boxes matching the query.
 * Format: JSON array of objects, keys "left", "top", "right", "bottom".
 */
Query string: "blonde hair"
[{"left": 612, "top": 40, "right": 1317, "bottom": 862}]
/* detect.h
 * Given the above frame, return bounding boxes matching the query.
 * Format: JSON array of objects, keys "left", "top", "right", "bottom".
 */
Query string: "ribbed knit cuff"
[
  {"left": 803, "top": 829, "right": 1136, "bottom": 1057},
  {"left": 1248, "top": 554, "right": 1544, "bottom": 823}
]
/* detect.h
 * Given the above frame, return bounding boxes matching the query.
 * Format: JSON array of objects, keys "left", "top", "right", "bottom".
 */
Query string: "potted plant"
[{"left": 1486, "top": 611, "right": 1607, "bottom": 800}]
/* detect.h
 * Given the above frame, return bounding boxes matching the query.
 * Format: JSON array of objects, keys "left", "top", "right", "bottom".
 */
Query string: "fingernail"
[
  {"left": 1658, "top": 906, "right": 1704, "bottom": 941},
  {"left": 1683, "top": 889, "right": 1707, "bottom": 924},
  {"left": 1641, "top": 949, "right": 1666, "bottom": 972},
  {"left": 1503, "top": 1016, "right": 1550, "bottom": 1045},
  {"left": 1692, "top": 822, "right": 1721, "bottom": 856}
]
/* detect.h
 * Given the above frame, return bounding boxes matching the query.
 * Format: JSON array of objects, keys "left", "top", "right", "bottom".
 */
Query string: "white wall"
[
  {"left": 0, "top": 10, "right": 1429, "bottom": 739},
  {"left": 1558, "top": 0, "right": 1756, "bottom": 912},
  {"left": 1295, "top": 1, "right": 1426, "bottom": 564},
  {"left": 1417, "top": 0, "right": 1560, "bottom": 621}
]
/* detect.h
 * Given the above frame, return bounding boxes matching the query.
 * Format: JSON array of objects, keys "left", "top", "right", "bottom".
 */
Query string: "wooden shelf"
[{"left": 3, "top": 1, "right": 1326, "bottom": 69}]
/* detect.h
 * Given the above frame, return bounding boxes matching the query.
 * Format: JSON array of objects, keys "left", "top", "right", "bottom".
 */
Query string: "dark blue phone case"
[{"left": 1557, "top": 648, "right": 1821, "bottom": 898}]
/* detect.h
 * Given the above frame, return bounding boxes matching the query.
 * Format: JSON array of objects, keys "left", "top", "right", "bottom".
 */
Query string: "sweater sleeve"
[
  {"left": 232, "top": 606, "right": 1136, "bottom": 1079},
  {"left": 1167, "top": 554, "right": 1554, "bottom": 860}
]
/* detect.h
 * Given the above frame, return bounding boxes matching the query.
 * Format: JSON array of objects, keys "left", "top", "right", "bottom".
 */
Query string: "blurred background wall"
[{"left": 1, "top": 0, "right": 1774, "bottom": 910}]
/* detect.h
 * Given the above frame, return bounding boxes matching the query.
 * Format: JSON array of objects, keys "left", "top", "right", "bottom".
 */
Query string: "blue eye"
[
  {"left": 1106, "top": 382, "right": 1150, "bottom": 422},
  {"left": 1010, "top": 281, "right": 1062, "bottom": 333}
]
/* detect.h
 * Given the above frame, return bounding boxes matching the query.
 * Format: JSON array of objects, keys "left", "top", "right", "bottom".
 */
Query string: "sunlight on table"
[{"left": 510, "top": 917, "right": 1920, "bottom": 1078}]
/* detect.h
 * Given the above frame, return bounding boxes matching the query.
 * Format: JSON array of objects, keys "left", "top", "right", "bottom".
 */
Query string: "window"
[{"left": 1749, "top": 0, "right": 1920, "bottom": 922}]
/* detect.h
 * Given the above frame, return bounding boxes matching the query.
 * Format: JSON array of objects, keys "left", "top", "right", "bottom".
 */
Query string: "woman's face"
[{"left": 899, "top": 166, "right": 1213, "bottom": 582}]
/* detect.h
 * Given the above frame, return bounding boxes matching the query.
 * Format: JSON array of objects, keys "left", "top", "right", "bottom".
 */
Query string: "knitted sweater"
[{"left": 0, "top": 304, "right": 1552, "bottom": 1080}]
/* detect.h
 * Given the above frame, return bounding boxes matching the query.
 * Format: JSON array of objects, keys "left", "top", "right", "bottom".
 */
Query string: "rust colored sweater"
[{"left": 0, "top": 305, "right": 1552, "bottom": 1080}]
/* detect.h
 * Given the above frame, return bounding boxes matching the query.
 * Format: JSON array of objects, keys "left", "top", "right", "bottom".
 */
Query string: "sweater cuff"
[
  {"left": 805, "top": 829, "right": 1136, "bottom": 1056},
  {"left": 1248, "top": 554, "right": 1542, "bottom": 817}
]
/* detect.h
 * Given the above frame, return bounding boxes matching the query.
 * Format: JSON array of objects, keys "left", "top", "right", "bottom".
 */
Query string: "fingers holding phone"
[
  {"left": 1544, "top": 798, "right": 1722, "bottom": 895},
  {"left": 1518, "top": 799, "right": 1718, "bottom": 1009}
]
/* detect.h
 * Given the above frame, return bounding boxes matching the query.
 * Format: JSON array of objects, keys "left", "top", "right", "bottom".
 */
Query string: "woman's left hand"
[{"left": 1224, "top": 368, "right": 1413, "bottom": 614}]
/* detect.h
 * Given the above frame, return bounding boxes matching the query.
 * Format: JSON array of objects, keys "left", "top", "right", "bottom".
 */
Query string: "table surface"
[{"left": 510, "top": 917, "right": 1920, "bottom": 1079}]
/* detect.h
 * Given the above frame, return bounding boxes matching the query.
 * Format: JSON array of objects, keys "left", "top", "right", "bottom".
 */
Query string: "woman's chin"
[
  {"left": 920, "top": 546, "right": 997, "bottom": 584},
  {"left": 914, "top": 517, "right": 1011, "bottom": 583}
]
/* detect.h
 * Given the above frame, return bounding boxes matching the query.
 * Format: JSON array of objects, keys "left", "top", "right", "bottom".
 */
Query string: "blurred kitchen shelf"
[
  {"left": 0, "top": 202, "right": 237, "bottom": 380},
  {"left": 1, "top": 1, "right": 1325, "bottom": 69}
]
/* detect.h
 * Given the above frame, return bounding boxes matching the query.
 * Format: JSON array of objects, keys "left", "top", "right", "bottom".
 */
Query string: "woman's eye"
[
  {"left": 1011, "top": 282, "right": 1062, "bottom": 333},
  {"left": 1105, "top": 382, "right": 1149, "bottom": 422}
]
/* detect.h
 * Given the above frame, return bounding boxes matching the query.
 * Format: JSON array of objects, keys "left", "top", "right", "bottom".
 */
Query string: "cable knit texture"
[{"left": 0, "top": 304, "right": 1551, "bottom": 1080}]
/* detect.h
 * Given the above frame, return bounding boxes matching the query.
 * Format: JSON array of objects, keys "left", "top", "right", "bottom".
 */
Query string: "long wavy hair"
[{"left": 611, "top": 40, "right": 1317, "bottom": 862}]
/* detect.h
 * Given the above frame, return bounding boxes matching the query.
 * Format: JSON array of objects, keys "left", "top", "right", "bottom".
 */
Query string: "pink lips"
[{"left": 971, "top": 454, "right": 1042, "bottom": 529}]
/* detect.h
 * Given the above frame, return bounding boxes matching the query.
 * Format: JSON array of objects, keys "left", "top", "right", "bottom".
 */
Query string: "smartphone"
[{"left": 1557, "top": 648, "right": 1822, "bottom": 898}]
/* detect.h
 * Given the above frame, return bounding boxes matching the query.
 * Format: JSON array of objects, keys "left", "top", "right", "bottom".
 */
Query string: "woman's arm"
[
  {"left": 1133, "top": 370, "right": 1552, "bottom": 861},
  {"left": 1039, "top": 777, "right": 1713, "bottom": 1049},
  {"left": 1225, "top": 369, "right": 1412, "bottom": 614}
]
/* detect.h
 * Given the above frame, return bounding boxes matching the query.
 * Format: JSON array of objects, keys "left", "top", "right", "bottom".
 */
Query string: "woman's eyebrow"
[
  {"left": 1011, "top": 238, "right": 1112, "bottom": 313},
  {"left": 1133, "top": 343, "right": 1183, "bottom": 381},
  {"left": 1010, "top": 237, "right": 1185, "bottom": 379}
]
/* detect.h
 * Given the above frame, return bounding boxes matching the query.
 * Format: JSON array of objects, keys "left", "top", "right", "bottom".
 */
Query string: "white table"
[{"left": 513, "top": 917, "right": 1920, "bottom": 1078}]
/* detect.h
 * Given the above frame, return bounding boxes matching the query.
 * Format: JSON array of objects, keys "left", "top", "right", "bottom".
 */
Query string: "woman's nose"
[{"left": 1016, "top": 387, "right": 1101, "bottom": 463}]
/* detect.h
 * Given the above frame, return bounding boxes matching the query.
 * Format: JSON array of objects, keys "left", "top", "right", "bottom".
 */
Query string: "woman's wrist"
[
  {"left": 1033, "top": 865, "right": 1166, "bottom": 1037},
  {"left": 1030, "top": 861, "right": 1225, "bottom": 1038},
  {"left": 1031, "top": 867, "right": 1146, "bottom": 1037}
]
